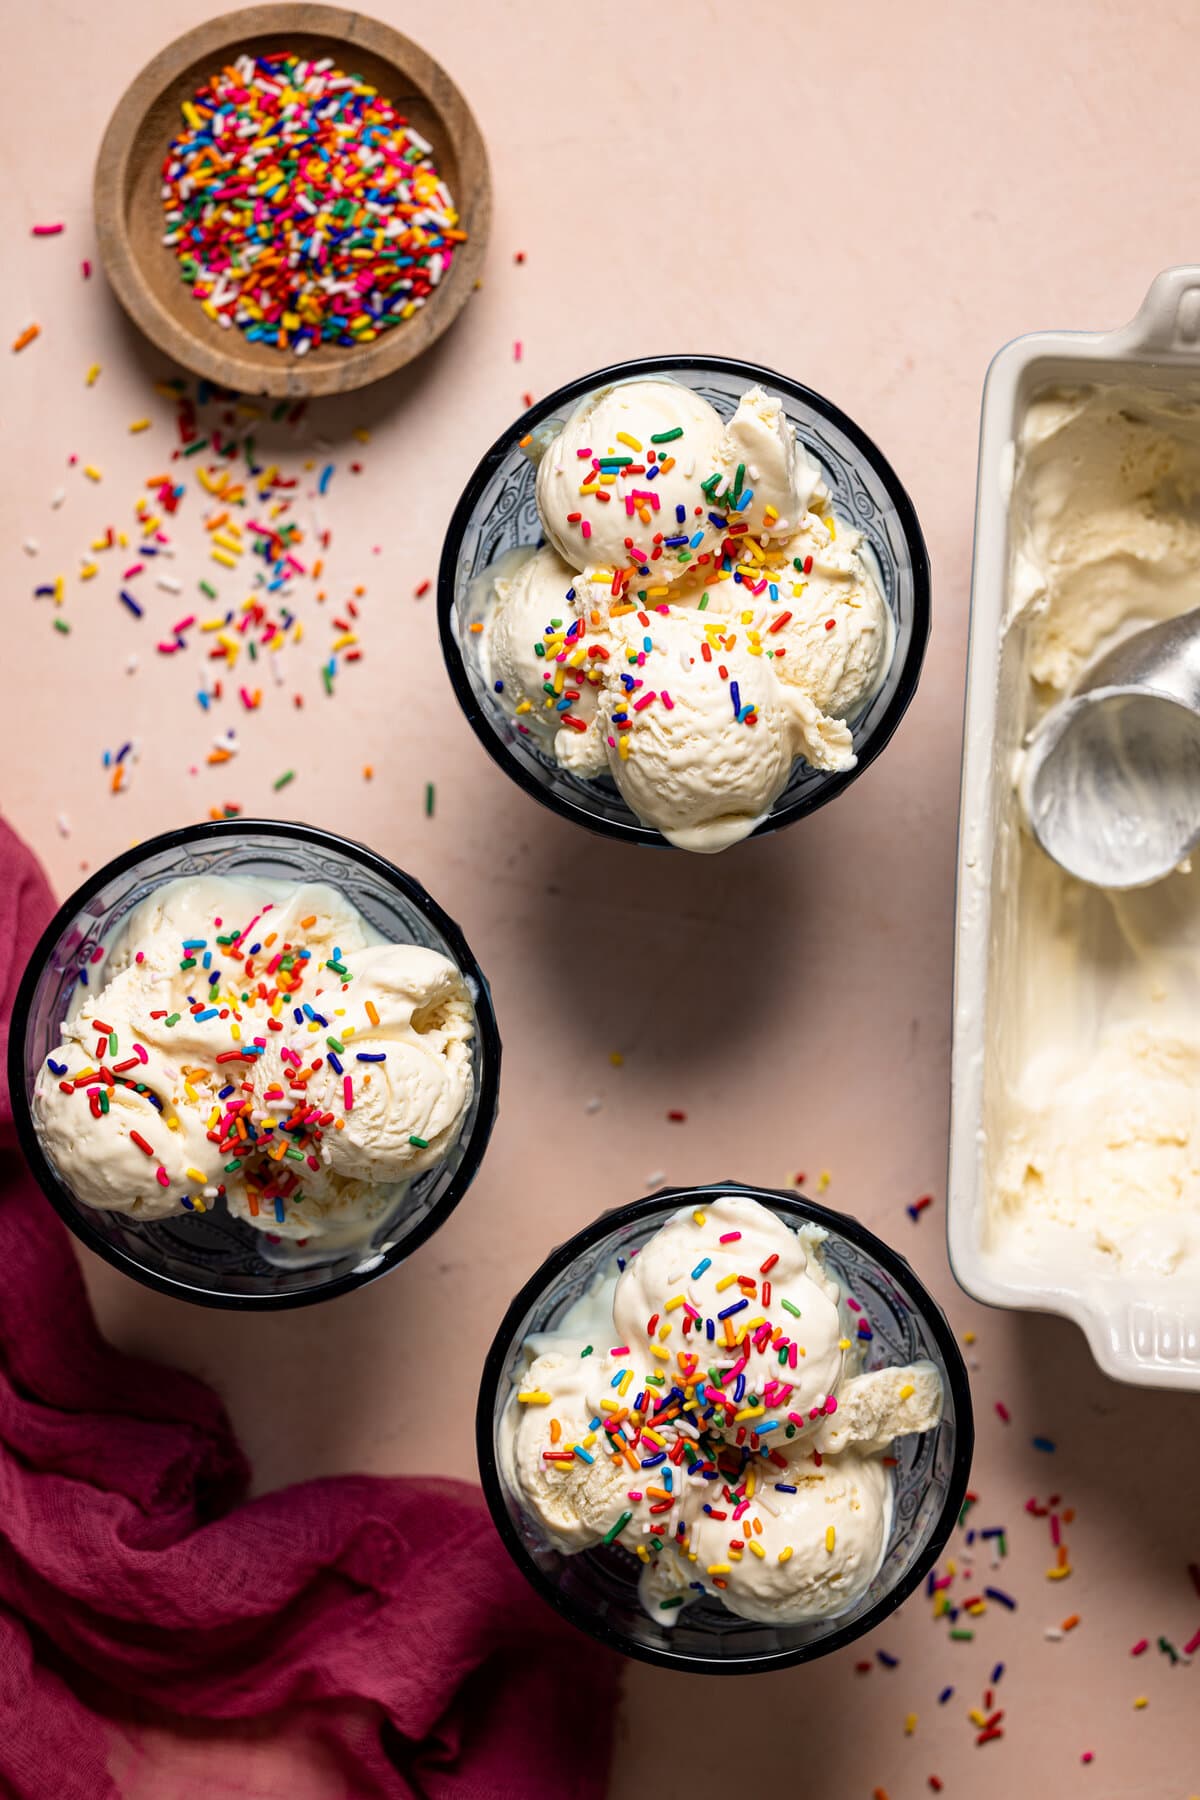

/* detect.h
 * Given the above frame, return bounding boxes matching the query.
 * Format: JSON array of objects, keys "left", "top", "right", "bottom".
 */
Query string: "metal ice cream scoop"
[{"left": 1019, "top": 607, "right": 1200, "bottom": 889}]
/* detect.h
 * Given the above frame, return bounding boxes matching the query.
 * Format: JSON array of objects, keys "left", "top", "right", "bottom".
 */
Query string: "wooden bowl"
[{"left": 94, "top": 4, "right": 491, "bottom": 398}]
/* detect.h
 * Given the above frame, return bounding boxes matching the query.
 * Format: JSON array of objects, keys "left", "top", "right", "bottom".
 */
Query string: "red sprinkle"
[
  {"left": 995, "top": 1401, "right": 1011, "bottom": 1423},
  {"left": 129, "top": 1130, "right": 155, "bottom": 1157}
]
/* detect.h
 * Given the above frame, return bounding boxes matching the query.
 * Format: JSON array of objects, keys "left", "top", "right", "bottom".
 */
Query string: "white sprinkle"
[
  {"left": 585, "top": 1096, "right": 603, "bottom": 1114},
  {"left": 125, "top": 655, "right": 139, "bottom": 674},
  {"left": 645, "top": 1169, "right": 666, "bottom": 1187},
  {"left": 50, "top": 487, "right": 66, "bottom": 509},
  {"left": 1044, "top": 1627, "right": 1063, "bottom": 1642},
  {"left": 156, "top": 575, "right": 183, "bottom": 594},
  {"left": 55, "top": 813, "right": 71, "bottom": 838},
  {"left": 22, "top": 538, "right": 39, "bottom": 556}
]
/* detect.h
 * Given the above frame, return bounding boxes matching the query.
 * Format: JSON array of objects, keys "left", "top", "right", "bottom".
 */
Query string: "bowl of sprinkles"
[
  {"left": 94, "top": 6, "right": 490, "bottom": 397},
  {"left": 7, "top": 819, "right": 501, "bottom": 1309},
  {"left": 478, "top": 1182, "right": 972, "bottom": 1671},
  {"left": 439, "top": 356, "right": 931, "bottom": 851}
]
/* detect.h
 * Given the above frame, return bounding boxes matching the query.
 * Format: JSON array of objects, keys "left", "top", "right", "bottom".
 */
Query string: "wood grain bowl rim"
[{"left": 93, "top": 4, "right": 491, "bottom": 398}]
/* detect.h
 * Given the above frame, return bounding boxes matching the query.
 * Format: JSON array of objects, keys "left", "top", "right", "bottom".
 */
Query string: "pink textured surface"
[{"left": 3, "top": 1, "right": 1200, "bottom": 1795}]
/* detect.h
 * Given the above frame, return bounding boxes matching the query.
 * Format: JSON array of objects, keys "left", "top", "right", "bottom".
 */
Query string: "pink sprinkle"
[
  {"left": 343, "top": 1076, "right": 353, "bottom": 1112},
  {"left": 32, "top": 222, "right": 64, "bottom": 236},
  {"left": 1185, "top": 1627, "right": 1200, "bottom": 1657},
  {"left": 172, "top": 615, "right": 196, "bottom": 633},
  {"left": 824, "top": 1394, "right": 838, "bottom": 1415},
  {"left": 134, "top": 951, "right": 144, "bottom": 964},
  {"left": 155, "top": 1167, "right": 169, "bottom": 1188},
  {"left": 513, "top": 340, "right": 523, "bottom": 361},
  {"left": 1081, "top": 1753, "right": 1093, "bottom": 1765},
  {"left": 1050, "top": 1514, "right": 1061, "bottom": 1546},
  {"left": 627, "top": 1491, "right": 643, "bottom": 1502},
  {"left": 995, "top": 1402, "right": 1011, "bottom": 1423},
  {"left": 81, "top": 259, "right": 92, "bottom": 278},
  {"left": 661, "top": 691, "right": 674, "bottom": 710},
  {"left": 90, "top": 945, "right": 105, "bottom": 964},
  {"left": 1130, "top": 1639, "right": 1149, "bottom": 1656},
  {"left": 581, "top": 519, "right": 592, "bottom": 539},
  {"left": 719, "top": 1231, "right": 741, "bottom": 1244},
  {"left": 134, "top": 1044, "right": 148, "bottom": 1064},
  {"left": 610, "top": 1346, "right": 631, "bottom": 1357},
  {"left": 787, "top": 1412, "right": 806, "bottom": 1428},
  {"left": 846, "top": 1298, "right": 862, "bottom": 1313},
  {"left": 632, "top": 690, "right": 657, "bottom": 712},
  {"left": 122, "top": 563, "right": 144, "bottom": 579},
  {"left": 575, "top": 447, "right": 592, "bottom": 458}
]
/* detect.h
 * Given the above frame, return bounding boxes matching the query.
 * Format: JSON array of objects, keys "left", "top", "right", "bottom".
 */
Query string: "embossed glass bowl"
[
  {"left": 439, "top": 356, "right": 931, "bottom": 846},
  {"left": 477, "top": 1182, "right": 972, "bottom": 1672},
  {"left": 7, "top": 820, "right": 501, "bottom": 1309}
]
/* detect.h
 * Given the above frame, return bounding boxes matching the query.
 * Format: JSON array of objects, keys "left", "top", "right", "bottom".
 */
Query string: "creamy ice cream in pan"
[
  {"left": 499, "top": 1194, "right": 942, "bottom": 1627},
  {"left": 478, "top": 377, "right": 893, "bottom": 852},
  {"left": 31, "top": 876, "right": 475, "bottom": 1249}
]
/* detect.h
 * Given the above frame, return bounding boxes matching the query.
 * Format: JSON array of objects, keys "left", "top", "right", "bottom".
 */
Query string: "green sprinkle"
[
  {"left": 179, "top": 956, "right": 196, "bottom": 970},
  {"left": 248, "top": 640, "right": 258, "bottom": 661},
  {"left": 165, "top": 1013, "right": 180, "bottom": 1027},
  {"left": 182, "top": 437, "right": 209, "bottom": 457},
  {"left": 698, "top": 593, "right": 709, "bottom": 611},
  {"left": 650, "top": 426, "right": 684, "bottom": 444},
  {"left": 603, "top": 1510, "right": 633, "bottom": 1545},
  {"left": 285, "top": 1146, "right": 305, "bottom": 1162},
  {"left": 658, "top": 1596, "right": 685, "bottom": 1609},
  {"left": 949, "top": 1629, "right": 975, "bottom": 1642},
  {"left": 321, "top": 665, "right": 334, "bottom": 696},
  {"left": 581, "top": 1346, "right": 593, "bottom": 1357},
  {"left": 326, "top": 1035, "right": 344, "bottom": 1053},
  {"left": 326, "top": 959, "right": 349, "bottom": 977},
  {"left": 425, "top": 782, "right": 435, "bottom": 817},
  {"left": 98, "top": 1089, "right": 109, "bottom": 1113},
  {"left": 549, "top": 617, "right": 563, "bottom": 628},
  {"left": 534, "top": 641, "right": 546, "bottom": 657},
  {"left": 224, "top": 1158, "right": 243, "bottom": 1173},
  {"left": 53, "top": 617, "right": 71, "bottom": 634},
  {"left": 273, "top": 770, "right": 295, "bottom": 792},
  {"left": 781, "top": 1298, "right": 802, "bottom": 1318},
  {"left": 409, "top": 1134, "right": 429, "bottom": 1149},
  {"left": 108, "top": 1032, "right": 118, "bottom": 1055}
]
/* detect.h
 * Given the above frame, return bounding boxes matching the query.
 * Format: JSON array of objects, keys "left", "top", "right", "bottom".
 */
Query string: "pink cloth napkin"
[{"left": 0, "top": 816, "right": 617, "bottom": 1800}]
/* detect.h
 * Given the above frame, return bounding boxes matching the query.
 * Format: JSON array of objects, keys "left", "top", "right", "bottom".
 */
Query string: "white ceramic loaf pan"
[{"left": 949, "top": 267, "right": 1200, "bottom": 1389}]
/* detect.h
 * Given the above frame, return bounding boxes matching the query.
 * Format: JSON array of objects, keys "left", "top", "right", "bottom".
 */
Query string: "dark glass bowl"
[
  {"left": 7, "top": 819, "right": 501, "bottom": 1309},
  {"left": 439, "top": 355, "right": 931, "bottom": 846},
  {"left": 477, "top": 1181, "right": 972, "bottom": 1672}
]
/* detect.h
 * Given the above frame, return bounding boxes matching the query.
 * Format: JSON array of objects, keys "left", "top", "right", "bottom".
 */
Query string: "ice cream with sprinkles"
[
  {"left": 499, "top": 1194, "right": 943, "bottom": 1627},
  {"left": 31, "top": 876, "right": 475, "bottom": 1245},
  {"left": 479, "top": 377, "right": 894, "bottom": 851}
]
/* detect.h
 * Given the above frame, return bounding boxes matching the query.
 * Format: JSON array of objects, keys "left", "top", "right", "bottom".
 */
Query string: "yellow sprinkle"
[
  {"left": 191, "top": 1196, "right": 207, "bottom": 1213},
  {"left": 517, "top": 1390, "right": 552, "bottom": 1404},
  {"left": 331, "top": 632, "right": 358, "bottom": 652},
  {"left": 609, "top": 1050, "right": 624, "bottom": 1066},
  {"left": 748, "top": 1540, "right": 766, "bottom": 1560},
  {"left": 128, "top": 418, "right": 151, "bottom": 433},
  {"left": 1047, "top": 1565, "right": 1073, "bottom": 1580},
  {"left": 352, "top": 427, "right": 370, "bottom": 444},
  {"left": 649, "top": 1344, "right": 670, "bottom": 1361},
  {"left": 963, "top": 1330, "right": 977, "bottom": 1345},
  {"left": 166, "top": 1117, "right": 179, "bottom": 1132},
  {"left": 969, "top": 1708, "right": 988, "bottom": 1729},
  {"left": 85, "top": 363, "right": 101, "bottom": 386},
  {"left": 838, "top": 1337, "right": 852, "bottom": 1351},
  {"left": 664, "top": 1295, "right": 688, "bottom": 1313},
  {"left": 904, "top": 1714, "right": 917, "bottom": 1736},
  {"left": 515, "top": 700, "right": 533, "bottom": 714},
  {"left": 79, "top": 563, "right": 98, "bottom": 580},
  {"left": 211, "top": 532, "right": 243, "bottom": 555},
  {"left": 83, "top": 464, "right": 102, "bottom": 482},
  {"left": 778, "top": 1546, "right": 793, "bottom": 1564},
  {"left": 733, "top": 1405, "right": 764, "bottom": 1423},
  {"left": 1133, "top": 1697, "right": 1148, "bottom": 1710},
  {"left": 693, "top": 1210, "right": 706, "bottom": 1226},
  {"left": 715, "top": 1273, "right": 740, "bottom": 1292},
  {"left": 617, "top": 1369, "right": 633, "bottom": 1395},
  {"left": 211, "top": 549, "right": 238, "bottom": 569},
  {"left": 899, "top": 1384, "right": 915, "bottom": 1400},
  {"left": 53, "top": 576, "right": 64, "bottom": 604},
  {"left": 817, "top": 1170, "right": 831, "bottom": 1192},
  {"left": 707, "top": 1564, "right": 731, "bottom": 1576},
  {"left": 615, "top": 431, "right": 643, "bottom": 452},
  {"left": 827, "top": 517, "right": 838, "bottom": 539},
  {"left": 825, "top": 1526, "right": 836, "bottom": 1553}
]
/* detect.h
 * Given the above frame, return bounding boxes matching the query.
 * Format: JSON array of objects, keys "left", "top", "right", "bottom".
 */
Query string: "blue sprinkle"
[
  {"left": 47, "top": 1058, "right": 67, "bottom": 1076},
  {"left": 119, "top": 590, "right": 143, "bottom": 618},
  {"left": 707, "top": 511, "right": 728, "bottom": 528},
  {"left": 1032, "top": 1436, "right": 1056, "bottom": 1453},
  {"left": 706, "top": 1319, "right": 714, "bottom": 1340},
  {"left": 643, "top": 636, "right": 652, "bottom": 652},
  {"left": 218, "top": 1084, "right": 234, "bottom": 1099},
  {"left": 197, "top": 692, "right": 210, "bottom": 710},
  {"left": 573, "top": 1446, "right": 594, "bottom": 1465},
  {"left": 356, "top": 1052, "right": 386, "bottom": 1062},
  {"left": 718, "top": 1298, "right": 748, "bottom": 1320},
  {"left": 318, "top": 463, "right": 334, "bottom": 494},
  {"left": 311, "top": 1011, "right": 328, "bottom": 1028},
  {"left": 984, "top": 1586, "right": 1016, "bottom": 1610},
  {"left": 192, "top": 1007, "right": 218, "bottom": 1022},
  {"left": 661, "top": 534, "right": 688, "bottom": 548},
  {"left": 274, "top": 1197, "right": 286, "bottom": 1223},
  {"left": 877, "top": 1650, "right": 899, "bottom": 1668},
  {"left": 730, "top": 680, "right": 741, "bottom": 717},
  {"left": 691, "top": 1257, "right": 712, "bottom": 1279},
  {"left": 689, "top": 530, "right": 705, "bottom": 548},
  {"left": 292, "top": 1008, "right": 304, "bottom": 1025},
  {"left": 733, "top": 1374, "right": 746, "bottom": 1403},
  {"left": 302, "top": 1004, "right": 316, "bottom": 1021},
  {"left": 494, "top": 680, "right": 504, "bottom": 692},
  {"left": 328, "top": 1052, "right": 343, "bottom": 1075},
  {"left": 555, "top": 697, "right": 572, "bottom": 712},
  {"left": 991, "top": 1662, "right": 1005, "bottom": 1684},
  {"left": 774, "top": 1482, "right": 797, "bottom": 1494},
  {"left": 675, "top": 504, "right": 686, "bottom": 524},
  {"left": 857, "top": 1321, "right": 874, "bottom": 1339},
  {"left": 939, "top": 1686, "right": 954, "bottom": 1705},
  {"left": 182, "top": 939, "right": 206, "bottom": 951}
]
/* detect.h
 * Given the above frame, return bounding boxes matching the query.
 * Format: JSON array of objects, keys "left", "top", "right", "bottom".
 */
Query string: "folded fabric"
[{"left": 0, "top": 816, "right": 617, "bottom": 1800}]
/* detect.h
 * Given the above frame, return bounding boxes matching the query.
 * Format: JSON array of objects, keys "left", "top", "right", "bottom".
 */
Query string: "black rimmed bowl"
[
  {"left": 477, "top": 1181, "right": 972, "bottom": 1673},
  {"left": 7, "top": 819, "right": 501, "bottom": 1309},
  {"left": 439, "top": 356, "right": 931, "bottom": 847}
]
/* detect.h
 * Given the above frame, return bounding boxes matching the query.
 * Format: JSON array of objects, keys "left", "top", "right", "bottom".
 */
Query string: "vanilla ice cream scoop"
[
  {"left": 535, "top": 380, "right": 725, "bottom": 580},
  {"left": 755, "top": 513, "right": 893, "bottom": 719},
  {"left": 715, "top": 385, "right": 826, "bottom": 540},
  {"left": 32, "top": 1032, "right": 224, "bottom": 1220},
  {"left": 499, "top": 1344, "right": 632, "bottom": 1551},
  {"left": 611, "top": 1193, "right": 845, "bottom": 1422},
  {"left": 266, "top": 942, "right": 475, "bottom": 1190},
  {"left": 498, "top": 1195, "right": 943, "bottom": 1630},
  {"left": 478, "top": 545, "right": 599, "bottom": 757},
  {"left": 599, "top": 607, "right": 797, "bottom": 852}
]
